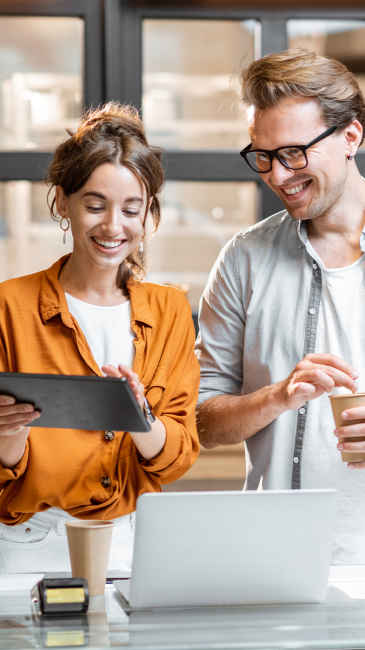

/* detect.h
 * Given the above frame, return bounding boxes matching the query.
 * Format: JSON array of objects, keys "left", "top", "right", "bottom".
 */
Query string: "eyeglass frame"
[{"left": 240, "top": 125, "right": 338, "bottom": 174}]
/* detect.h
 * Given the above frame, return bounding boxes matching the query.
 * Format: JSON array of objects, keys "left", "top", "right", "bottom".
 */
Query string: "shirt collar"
[
  {"left": 127, "top": 280, "right": 155, "bottom": 328},
  {"left": 297, "top": 218, "right": 365, "bottom": 255},
  {"left": 296, "top": 219, "right": 307, "bottom": 246},
  {"left": 40, "top": 255, "right": 72, "bottom": 324}
]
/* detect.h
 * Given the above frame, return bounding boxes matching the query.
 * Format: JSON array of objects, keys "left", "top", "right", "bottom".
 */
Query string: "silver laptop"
[{"left": 115, "top": 489, "right": 336, "bottom": 610}]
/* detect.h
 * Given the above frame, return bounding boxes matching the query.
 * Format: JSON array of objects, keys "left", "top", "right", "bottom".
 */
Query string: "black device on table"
[
  {"left": 31, "top": 578, "right": 89, "bottom": 648},
  {"left": 31, "top": 577, "right": 89, "bottom": 618}
]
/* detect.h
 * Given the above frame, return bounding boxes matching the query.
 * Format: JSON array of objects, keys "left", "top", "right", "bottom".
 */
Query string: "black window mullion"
[
  {"left": 104, "top": 0, "right": 123, "bottom": 105},
  {"left": 0, "top": 1, "right": 92, "bottom": 14},
  {"left": 105, "top": 0, "right": 142, "bottom": 108},
  {"left": 260, "top": 182, "right": 285, "bottom": 221},
  {"left": 0, "top": 153, "right": 52, "bottom": 182},
  {"left": 261, "top": 17, "right": 288, "bottom": 56},
  {"left": 163, "top": 151, "right": 254, "bottom": 183},
  {"left": 83, "top": 2, "right": 104, "bottom": 108},
  {"left": 355, "top": 151, "right": 365, "bottom": 178}
]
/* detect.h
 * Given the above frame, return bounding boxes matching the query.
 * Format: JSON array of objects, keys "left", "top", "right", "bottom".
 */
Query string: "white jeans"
[{"left": 0, "top": 508, "right": 135, "bottom": 574}]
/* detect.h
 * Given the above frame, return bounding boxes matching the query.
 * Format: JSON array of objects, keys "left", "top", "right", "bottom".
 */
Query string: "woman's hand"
[
  {"left": 101, "top": 364, "right": 166, "bottom": 459},
  {"left": 0, "top": 394, "right": 40, "bottom": 467},
  {"left": 102, "top": 364, "right": 144, "bottom": 406},
  {"left": 0, "top": 395, "right": 40, "bottom": 434},
  {"left": 334, "top": 405, "right": 365, "bottom": 469}
]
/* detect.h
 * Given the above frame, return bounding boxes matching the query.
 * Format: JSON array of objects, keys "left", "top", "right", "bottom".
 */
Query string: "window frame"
[
  {"left": 0, "top": 0, "right": 104, "bottom": 181},
  {"left": 105, "top": 1, "right": 365, "bottom": 219}
]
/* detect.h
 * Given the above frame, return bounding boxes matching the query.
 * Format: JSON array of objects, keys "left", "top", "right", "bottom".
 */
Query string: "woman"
[{"left": 0, "top": 102, "right": 199, "bottom": 572}]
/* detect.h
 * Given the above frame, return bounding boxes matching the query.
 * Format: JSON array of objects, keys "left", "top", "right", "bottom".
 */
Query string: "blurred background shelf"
[{"left": 164, "top": 443, "right": 245, "bottom": 492}]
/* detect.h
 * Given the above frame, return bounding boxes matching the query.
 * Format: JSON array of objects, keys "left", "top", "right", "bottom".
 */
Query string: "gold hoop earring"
[{"left": 60, "top": 217, "right": 70, "bottom": 244}]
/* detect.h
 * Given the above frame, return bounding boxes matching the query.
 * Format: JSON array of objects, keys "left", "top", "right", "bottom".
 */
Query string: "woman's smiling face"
[{"left": 56, "top": 162, "right": 147, "bottom": 273}]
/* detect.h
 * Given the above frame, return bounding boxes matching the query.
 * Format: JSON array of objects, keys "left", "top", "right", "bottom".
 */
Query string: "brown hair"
[
  {"left": 241, "top": 49, "right": 365, "bottom": 142},
  {"left": 46, "top": 101, "right": 164, "bottom": 287}
]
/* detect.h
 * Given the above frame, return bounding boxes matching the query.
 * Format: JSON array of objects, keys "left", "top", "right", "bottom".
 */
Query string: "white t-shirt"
[
  {"left": 65, "top": 292, "right": 135, "bottom": 370},
  {"left": 302, "top": 251, "right": 365, "bottom": 564}
]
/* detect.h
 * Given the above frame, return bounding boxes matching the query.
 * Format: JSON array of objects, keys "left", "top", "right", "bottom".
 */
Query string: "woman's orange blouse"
[{"left": 0, "top": 256, "right": 200, "bottom": 525}]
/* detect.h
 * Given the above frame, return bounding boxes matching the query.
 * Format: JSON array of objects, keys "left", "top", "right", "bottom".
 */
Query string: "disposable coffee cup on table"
[
  {"left": 329, "top": 393, "right": 365, "bottom": 463},
  {"left": 65, "top": 520, "right": 114, "bottom": 596}
]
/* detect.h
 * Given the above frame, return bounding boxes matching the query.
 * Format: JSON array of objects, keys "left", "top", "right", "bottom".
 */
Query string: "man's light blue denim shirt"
[{"left": 196, "top": 209, "right": 365, "bottom": 490}]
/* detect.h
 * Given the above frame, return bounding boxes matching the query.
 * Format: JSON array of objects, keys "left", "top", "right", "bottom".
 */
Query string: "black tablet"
[{"left": 0, "top": 372, "right": 151, "bottom": 432}]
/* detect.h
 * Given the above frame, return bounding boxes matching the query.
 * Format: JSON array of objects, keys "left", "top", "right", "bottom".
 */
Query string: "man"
[{"left": 196, "top": 49, "right": 365, "bottom": 564}]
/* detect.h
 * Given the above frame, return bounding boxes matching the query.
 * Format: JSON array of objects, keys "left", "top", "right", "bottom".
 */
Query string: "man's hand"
[
  {"left": 279, "top": 353, "right": 358, "bottom": 410},
  {"left": 334, "top": 404, "right": 365, "bottom": 469},
  {"left": 198, "top": 353, "right": 359, "bottom": 449},
  {"left": 101, "top": 364, "right": 166, "bottom": 459}
]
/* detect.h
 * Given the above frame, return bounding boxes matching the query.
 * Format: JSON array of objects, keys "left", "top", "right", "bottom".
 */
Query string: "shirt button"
[
  {"left": 312, "top": 263, "right": 318, "bottom": 270},
  {"left": 101, "top": 476, "right": 111, "bottom": 488},
  {"left": 299, "top": 407, "right": 306, "bottom": 415},
  {"left": 308, "top": 307, "right": 316, "bottom": 315},
  {"left": 293, "top": 457, "right": 299, "bottom": 464},
  {"left": 25, "top": 527, "right": 31, "bottom": 533},
  {"left": 104, "top": 430, "right": 115, "bottom": 441}
]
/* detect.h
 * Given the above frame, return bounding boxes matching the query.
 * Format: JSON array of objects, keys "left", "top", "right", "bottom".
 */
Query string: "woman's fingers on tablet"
[
  {"left": 0, "top": 396, "right": 40, "bottom": 432},
  {"left": 0, "top": 395, "right": 16, "bottom": 406},
  {"left": 117, "top": 365, "right": 144, "bottom": 406},
  {"left": 101, "top": 364, "right": 145, "bottom": 406},
  {"left": 101, "top": 364, "right": 119, "bottom": 377}
]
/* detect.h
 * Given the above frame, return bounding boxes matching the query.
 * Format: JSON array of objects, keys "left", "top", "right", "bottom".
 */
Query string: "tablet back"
[
  {"left": 126, "top": 489, "right": 336, "bottom": 609},
  {"left": 0, "top": 372, "right": 150, "bottom": 431}
]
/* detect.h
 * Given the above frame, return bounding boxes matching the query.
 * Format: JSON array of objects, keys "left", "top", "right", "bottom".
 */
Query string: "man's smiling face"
[{"left": 249, "top": 96, "right": 350, "bottom": 222}]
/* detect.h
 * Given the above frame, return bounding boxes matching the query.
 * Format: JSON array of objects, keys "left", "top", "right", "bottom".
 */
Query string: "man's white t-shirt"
[{"left": 302, "top": 251, "right": 365, "bottom": 564}]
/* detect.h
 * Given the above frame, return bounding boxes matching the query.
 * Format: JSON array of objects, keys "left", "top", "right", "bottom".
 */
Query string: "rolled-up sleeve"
[
  {"left": 139, "top": 293, "right": 200, "bottom": 483},
  {"left": 196, "top": 236, "right": 247, "bottom": 405},
  {"left": 0, "top": 443, "right": 29, "bottom": 491}
]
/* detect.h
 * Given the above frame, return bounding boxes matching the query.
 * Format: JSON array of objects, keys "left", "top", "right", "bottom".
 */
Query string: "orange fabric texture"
[{"left": 0, "top": 256, "right": 200, "bottom": 524}]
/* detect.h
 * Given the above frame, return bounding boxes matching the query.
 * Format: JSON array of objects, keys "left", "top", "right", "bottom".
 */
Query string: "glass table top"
[{"left": 2, "top": 569, "right": 365, "bottom": 649}]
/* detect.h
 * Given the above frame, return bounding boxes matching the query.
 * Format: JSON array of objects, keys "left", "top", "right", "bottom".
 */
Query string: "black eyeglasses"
[{"left": 240, "top": 125, "right": 337, "bottom": 174}]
